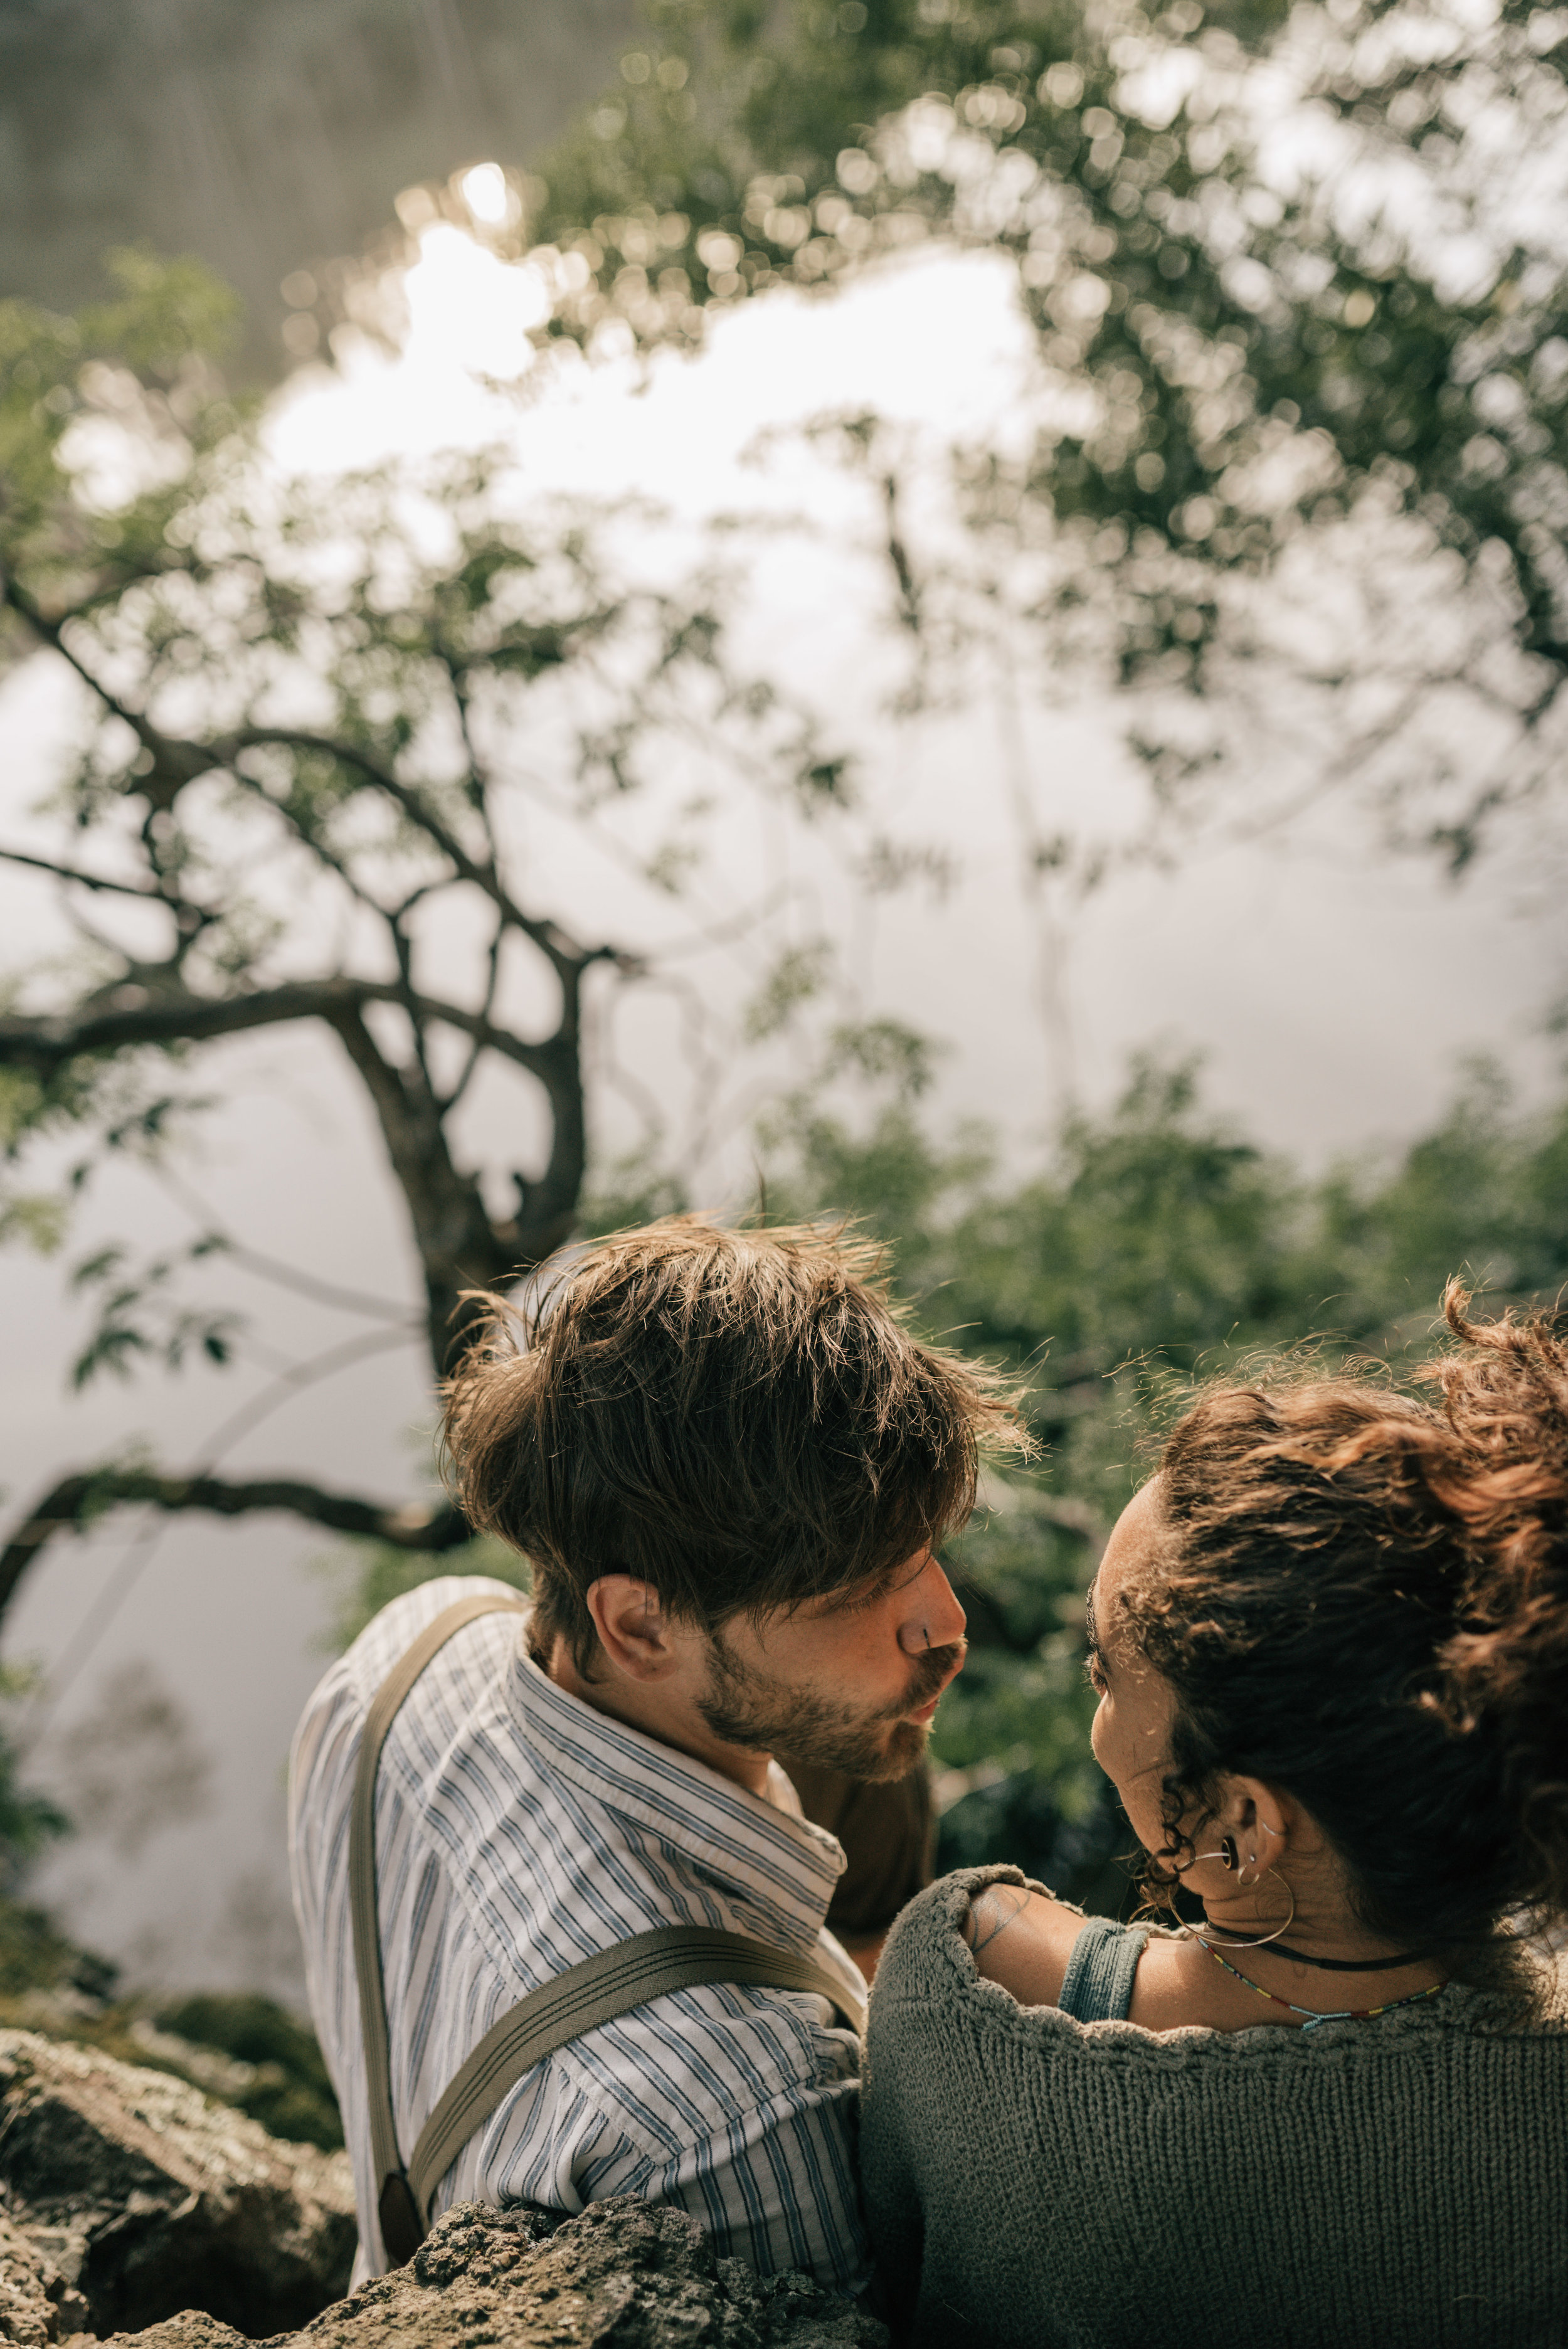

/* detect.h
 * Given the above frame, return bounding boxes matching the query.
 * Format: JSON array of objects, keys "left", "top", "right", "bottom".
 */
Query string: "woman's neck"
[
  {"left": 1144, "top": 1865, "right": 1449, "bottom": 2032},
  {"left": 1195, "top": 1875, "right": 1418, "bottom": 1970},
  {"left": 1128, "top": 1919, "right": 1448, "bottom": 2034}
]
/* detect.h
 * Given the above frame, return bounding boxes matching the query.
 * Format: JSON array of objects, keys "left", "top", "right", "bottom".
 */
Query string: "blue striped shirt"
[{"left": 287, "top": 1576, "right": 869, "bottom": 2289}]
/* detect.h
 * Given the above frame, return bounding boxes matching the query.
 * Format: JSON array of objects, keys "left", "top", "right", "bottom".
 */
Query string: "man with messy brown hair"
[{"left": 290, "top": 1216, "right": 1022, "bottom": 2293}]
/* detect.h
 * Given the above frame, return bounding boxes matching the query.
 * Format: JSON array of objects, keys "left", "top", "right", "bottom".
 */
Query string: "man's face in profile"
[{"left": 697, "top": 1549, "right": 969, "bottom": 1782}]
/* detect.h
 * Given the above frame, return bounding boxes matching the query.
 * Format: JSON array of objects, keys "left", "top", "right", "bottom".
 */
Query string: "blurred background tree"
[
  {"left": 763, "top": 1044, "right": 1568, "bottom": 1885},
  {"left": 502, "top": 0, "right": 1568, "bottom": 871},
  {"left": 0, "top": 247, "right": 874, "bottom": 1594}
]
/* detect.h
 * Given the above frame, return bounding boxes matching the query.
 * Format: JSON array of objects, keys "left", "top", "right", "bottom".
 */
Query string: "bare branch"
[
  {"left": 322, "top": 1001, "right": 517, "bottom": 1369},
  {"left": 882, "top": 472, "right": 923, "bottom": 637},
  {"left": 191, "top": 1324, "right": 421, "bottom": 1465},
  {"left": 642, "top": 882, "right": 797, "bottom": 965},
  {"left": 0, "top": 848, "right": 167, "bottom": 902},
  {"left": 2, "top": 575, "right": 214, "bottom": 796},
  {"left": 0, "top": 591, "right": 626, "bottom": 982},
  {"left": 0, "top": 977, "right": 390, "bottom": 1066},
  {"left": 0, "top": 1468, "right": 474, "bottom": 1617},
  {"left": 438, "top": 908, "right": 507, "bottom": 1114},
  {"left": 221, "top": 762, "right": 406, "bottom": 931},
  {"left": 0, "top": 974, "right": 563, "bottom": 1086},
  {"left": 226, "top": 728, "right": 596, "bottom": 975},
  {"left": 154, "top": 1170, "right": 417, "bottom": 1323}
]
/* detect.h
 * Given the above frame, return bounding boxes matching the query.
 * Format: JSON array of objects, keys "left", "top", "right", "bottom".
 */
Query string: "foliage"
[
  {"left": 780, "top": 1048, "right": 1568, "bottom": 1384},
  {"left": 466, "top": 0, "right": 1568, "bottom": 867},
  {"left": 0, "top": 248, "right": 909, "bottom": 1601},
  {"left": 0, "top": 1894, "right": 85, "bottom": 1999},
  {"left": 3, "top": 22, "right": 1561, "bottom": 1558},
  {"left": 4, "top": 6, "right": 1567, "bottom": 1935},
  {"left": 0, "top": 1667, "right": 70, "bottom": 1892},
  {"left": 767, "top": 1049, "right": 1568, "bottom": 1827},
  {"left": 0, "top": 0, "right": 647, "bottom": 381},
  {"left": 0, "top": 1884, "right": 343, "bottom": 2151},
  {"left": 153, "top": 1991, "right": 342, "bottom": 2150},
  {"left": 0, "top": 1691, "right": 334, "bottom": 2146},
  {"left": 0, "top": 1761, "right": 67, "bottom": 1888},
  {"left": 0, "top": 1650, "right": 317, "bottom": 2139},
  {"left": 67, "top": 1233, "right": 240, "bottom": 1388},
  {"left": 0, "top": 246, "right": 241, "bottom": 617}
]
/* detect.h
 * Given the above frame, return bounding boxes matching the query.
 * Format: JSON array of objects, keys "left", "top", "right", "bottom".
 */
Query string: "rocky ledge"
[
  {"left": 0, "top": 2032, "right": 354, "bottom": 2338},
  {"left": 0, "top": 2033, "right": 884, "bottom": 2349}
]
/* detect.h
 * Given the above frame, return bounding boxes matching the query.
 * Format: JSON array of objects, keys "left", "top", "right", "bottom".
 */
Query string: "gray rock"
[
  {"left": 0, "top": 2034, "right": 881, "bottom": 2349},
  {"left": 0, "top": 2034, "right": 354, "bottom": 2340},
  {"left": 283, "top": 2198, "right": 887, "bottom": 2349},
  {"left": 0, "top": 2205, "right": 92, "bottom": 2344},
  {"left": 92, "top": 2323, "right": 248, "bottom": 2349}
]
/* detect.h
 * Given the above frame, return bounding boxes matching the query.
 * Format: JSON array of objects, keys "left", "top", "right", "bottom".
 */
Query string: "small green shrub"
[{"left": 155, "top": 1991, "right": 342, "bottom": 2151}]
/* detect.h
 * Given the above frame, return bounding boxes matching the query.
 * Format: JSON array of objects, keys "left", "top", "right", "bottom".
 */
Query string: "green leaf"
[{"left": 742, "top": 939, "right": 835, "bottom": 1041}]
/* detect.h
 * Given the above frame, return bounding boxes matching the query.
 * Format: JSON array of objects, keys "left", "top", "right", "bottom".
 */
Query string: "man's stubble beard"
[{"left": 696, "top": 1629, "right": 967, "bottom": 1783}]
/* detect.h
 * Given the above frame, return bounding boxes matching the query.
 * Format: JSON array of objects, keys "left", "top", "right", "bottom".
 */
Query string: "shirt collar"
[{"left": 502, "top": 1616, "right": 847, "bottom": 1954}]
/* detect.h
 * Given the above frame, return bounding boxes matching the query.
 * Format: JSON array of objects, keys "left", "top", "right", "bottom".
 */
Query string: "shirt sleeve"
[
  {"left": 443, "top": 1987, "right": 869, "bottom": 2294},
  {"left": 638, "top": 2072, "right": 868, "bottom": 2291}
]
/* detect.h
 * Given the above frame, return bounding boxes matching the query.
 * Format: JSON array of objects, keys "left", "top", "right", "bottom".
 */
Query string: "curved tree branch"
[
  {"left": 0, "top": 975, "right": 563, "bottom": 1083},
  {"left": 0, "top": 847, "right": 168, "bottom": 901},
  {"left": 1, "top": 583, "right": 632, "bottom": 1344},
  {"left": 0, "top": 1468, "right": 474, "bottom": 1620},
  {"left": 1, "top": 587, "right": 626, "bottom": 982},
  {"left": 0, "top": 970, "right": 594, "bottom": 1370},
  {"left": 224, "top": 728, "right": 593, "bottom": 977},
  {"left": 2, "top": 575, "right": 214, "bottom": 802}
]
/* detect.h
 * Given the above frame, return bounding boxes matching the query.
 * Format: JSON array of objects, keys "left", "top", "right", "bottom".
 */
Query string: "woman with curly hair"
[{"left": 861, "top": 1288, "right": 1568, "bottom": 2349}]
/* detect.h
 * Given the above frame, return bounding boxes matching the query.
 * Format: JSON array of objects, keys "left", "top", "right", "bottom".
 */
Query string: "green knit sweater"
[{"left": 861, "top": 1867, "right": 1568, "bottom": 2349}]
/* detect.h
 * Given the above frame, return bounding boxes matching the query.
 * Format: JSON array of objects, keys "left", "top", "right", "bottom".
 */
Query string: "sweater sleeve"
[
  {"left": 862, "top": 1867, "right": 1036, "bottom": 2344},
  {"left": 859, "top": 2015, "right": 923, "bottom": 2334}
]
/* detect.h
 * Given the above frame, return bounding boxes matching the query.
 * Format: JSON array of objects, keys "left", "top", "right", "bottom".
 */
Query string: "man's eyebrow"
[
  {"left": 1084, "top": 1582, "right": 1101, "bottom": 1653},
  {"left": 804, "top": 1549, "right": 933, "bottom": 1620},
  {"left": 800, "top": 1571, "right": 893, "bottom": 1620}
]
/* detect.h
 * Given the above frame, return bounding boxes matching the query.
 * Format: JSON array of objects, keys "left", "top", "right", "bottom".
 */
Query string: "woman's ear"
[{"left": 1216, "top": 1776, "right": 1295, "bottom": 1876}]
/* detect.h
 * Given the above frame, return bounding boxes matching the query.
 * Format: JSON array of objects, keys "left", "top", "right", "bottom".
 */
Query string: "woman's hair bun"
[{"left": 1422, "top": 1282, "right": 1568, "bottom": 1913}]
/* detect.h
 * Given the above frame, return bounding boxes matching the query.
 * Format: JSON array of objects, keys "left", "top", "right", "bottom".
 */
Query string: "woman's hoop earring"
[
  {"left": 1196, "top": 1834, "right": 1241, "bottom": 1873},
  {"left": 1192, "top": 1867, "right": 1298, "bottom": 1951}
]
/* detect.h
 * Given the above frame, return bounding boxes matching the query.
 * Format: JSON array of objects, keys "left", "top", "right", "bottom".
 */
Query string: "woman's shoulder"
[
  {"left": 961, "top": 1877, "right": 1113, "bottom": 2010},
  {"left": 872, "top": 1865, "right": 1142, "bottom": 2015}
]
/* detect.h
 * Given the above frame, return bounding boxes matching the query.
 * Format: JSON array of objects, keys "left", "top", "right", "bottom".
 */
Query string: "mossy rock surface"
[{"left": 251, "top": 2198, "right": 885, "bottom": 2349}]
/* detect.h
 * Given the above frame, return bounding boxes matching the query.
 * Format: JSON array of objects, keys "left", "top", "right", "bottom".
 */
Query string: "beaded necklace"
[{"left": 1191, "top": 1935, "right": 1446, "bottom": 2034}]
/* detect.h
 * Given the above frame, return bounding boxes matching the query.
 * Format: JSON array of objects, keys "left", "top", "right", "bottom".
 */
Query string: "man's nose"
[{"left": 896, "top": 1558, "right": 967, "bottom": 1656}]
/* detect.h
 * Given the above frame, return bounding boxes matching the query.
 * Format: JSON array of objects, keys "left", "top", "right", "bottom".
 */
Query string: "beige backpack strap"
[
  {"left": 351, "top": 1591, "right": 530, "bottom": 2268},
  {"left": 351, "top": 1593, "right": 869, "bottom": 2270}
]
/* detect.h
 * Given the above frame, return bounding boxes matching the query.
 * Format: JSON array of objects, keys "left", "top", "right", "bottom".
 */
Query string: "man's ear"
[{"left": 587, "top": 1576, "right": 679, "bottom": 1681}]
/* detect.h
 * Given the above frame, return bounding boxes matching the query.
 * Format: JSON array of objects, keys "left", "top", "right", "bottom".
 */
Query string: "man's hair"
[{"left": 442, "top": 1214, "right": 1026, "bottom": 1675}]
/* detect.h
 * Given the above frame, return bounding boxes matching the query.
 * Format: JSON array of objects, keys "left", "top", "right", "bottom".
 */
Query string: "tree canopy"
[
  {"left": 472, "top": 0, "right": 1565, "bottom": 866},
  {"left": 0, "top": 247, "right": 872, "bottom": 1615}
]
